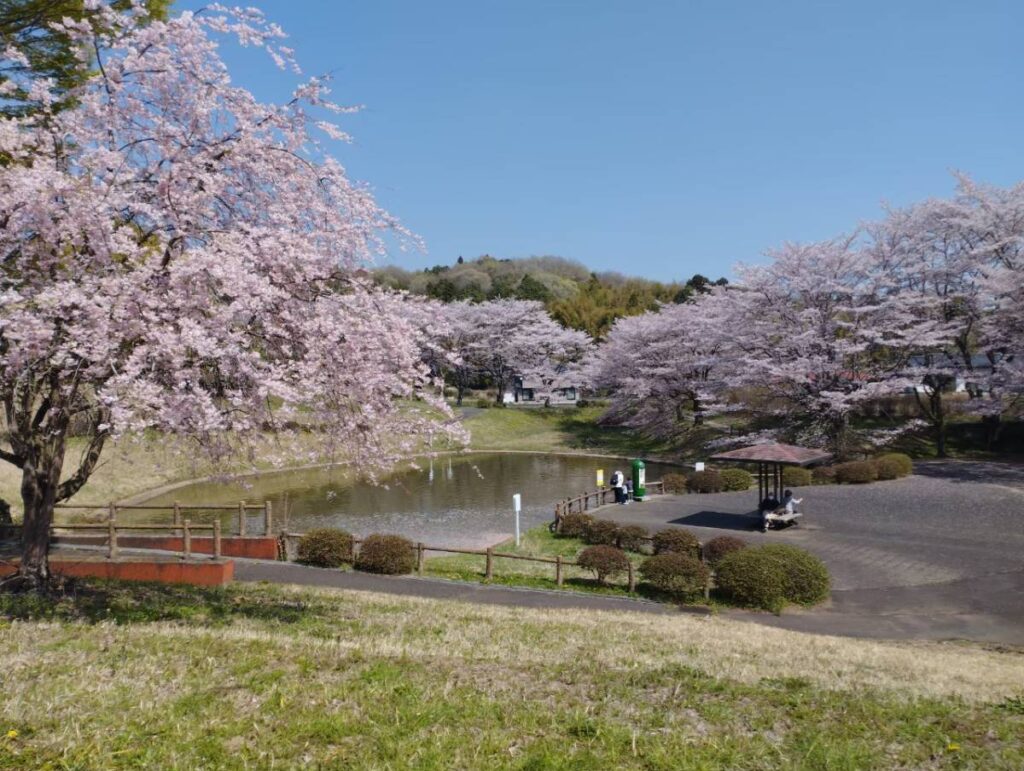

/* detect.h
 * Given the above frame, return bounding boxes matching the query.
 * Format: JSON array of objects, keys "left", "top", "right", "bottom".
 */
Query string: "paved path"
[
  {"left": 234, "top": 559, "right": 684, "bottom": 616},
  {"left": 597, "top": 460, "right": 1024, "bottom": 645}
]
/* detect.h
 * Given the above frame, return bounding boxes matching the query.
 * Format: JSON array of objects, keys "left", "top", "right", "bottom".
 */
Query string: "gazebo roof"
[{"left": 709, "top": 443, "right": 832, "bottom": 467}]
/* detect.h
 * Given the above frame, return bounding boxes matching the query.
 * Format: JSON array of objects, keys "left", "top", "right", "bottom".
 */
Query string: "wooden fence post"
[
  {"left": 555, "top": 555, "right": 563, "bottom": 588},
  {"left": 627, "top": 560, "right": 636, "bottom": 593},
  {"left": 173, "top": 501, "right": 182, "bottom": 531},
  {"left": 417, "top": 542, "right": 425, "bottom": 575},
  {"left": 264, "top": 500, "right": 273, "bottom": 536},
  {"left": 485, "top": 547, "right": 493, "bottom": 580},
  {"left": 182, "top": 519, "right": 192, "bottom": 561},
  {"left": 213, "top": 520, "right": 222, "bottom": 560},
  {"left": 107, "top": 503, "right": 118, "bottom": 560},
  {"left": 237, "top": 500, "right": 246, "bottom": 537},
  {"left": 583, "top": 492, "right": 588, "bottom": 511}
]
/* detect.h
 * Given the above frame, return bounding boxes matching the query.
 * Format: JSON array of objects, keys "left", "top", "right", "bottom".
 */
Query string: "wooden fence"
[
  {"left": 553, "top": 479, "right": 666, "bottom": 529},
  {"left": 51, "top": 500, "right": 275, "bottom": 537},
  {"left": 278, "top": 533, "right": 638, "bottom": 592}
]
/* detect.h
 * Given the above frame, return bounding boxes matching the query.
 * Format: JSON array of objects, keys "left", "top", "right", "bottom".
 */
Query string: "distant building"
[
  {"left": 502, "top": 375, "right": 580, "bottom": 405},
  {"left": 905, "top": 353, "right": 1012, "bottom": 394}
]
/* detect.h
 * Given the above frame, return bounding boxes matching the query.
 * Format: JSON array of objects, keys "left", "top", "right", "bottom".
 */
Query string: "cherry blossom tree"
[
  {"left": 0, "top": 4, "right": 457, "bottom": 584},
  {"left": 586, "top": 291, "right": 734, "bottom": 439}
]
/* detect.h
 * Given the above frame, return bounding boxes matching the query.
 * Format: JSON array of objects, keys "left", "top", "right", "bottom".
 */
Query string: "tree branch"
[{"left": 55, "top": 412, "right": 110, "bottom": 502}]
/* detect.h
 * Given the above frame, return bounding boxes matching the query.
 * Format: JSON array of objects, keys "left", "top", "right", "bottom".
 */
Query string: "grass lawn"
[{"left": 1, "top": 580, "right": 1022, "bottom": 769}]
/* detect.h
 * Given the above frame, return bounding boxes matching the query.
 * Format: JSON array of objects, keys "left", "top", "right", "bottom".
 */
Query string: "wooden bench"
[{"left": 762, "top": 509, "right": 802, "bottom": 532}]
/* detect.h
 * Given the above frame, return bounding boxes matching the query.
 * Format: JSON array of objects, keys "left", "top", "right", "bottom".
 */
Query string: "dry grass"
[{"left": 1, "top": 581, "right": 1022, "bottom": 768}]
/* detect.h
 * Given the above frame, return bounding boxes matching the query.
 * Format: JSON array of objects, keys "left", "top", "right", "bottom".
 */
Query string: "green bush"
[
  {"left": 558, "top": 512, "right": 594, "bottom": 538},
  {"left": 652, "top": 528, "right": 700, "bottom": 558},
  {"left": 835, "top": 460, "right": 878, "bottom": 484},
  {"left": 873, "top": 456, "right": 902, "bottom": 480},
  {"left": 759, "top": 544, "right": 831, "bottom": 606},
  {"left": 781, "top": 467, "right": 813, "bottom": 487},
  {"left": 582, "top": 518, "right": 621, "bottom": 546},
  {"left": 687, "top": 469, "right": 723, "bottom": 493},
  {"left": 702, "top": 535, "right": 748, "bottom": 566},
  {"left": 355, "top": 534, "right": 416, "bottom": 575},
  {"left": 812, "top": 465, "right": 837, "bottom": 485},
  {"left": 639, "top": 553, "right": 709, "bottom": 599},
  {"left": 474, "top": 398, "right": 491, "bottom": 409},
  {"left": 715, "top": 544, "right": 830, "bottom": 612},
  {"left": 577, "top": 545, "right": 630, "bottom": 584},
  {"left": 296, "top": 528, "right": 354, "bottom": 568},
  {"left": 616, "top": 524, "right": 650, "bottom": 552},
  {"left": 875, "top": 452, "right": 913, "bottom": 478},
  {"left": 719, "top": 468, "right": 753, "bottom": 491},
  {"left": 661, "top": 473, "right": 689, "bottom": 494}
]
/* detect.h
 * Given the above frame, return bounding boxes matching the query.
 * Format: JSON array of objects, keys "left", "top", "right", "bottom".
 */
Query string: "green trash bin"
[{"left": 631, "top": 459, "right": 646, "bottom": 501}]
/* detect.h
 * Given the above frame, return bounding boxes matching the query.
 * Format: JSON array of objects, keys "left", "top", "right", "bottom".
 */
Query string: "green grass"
[{"left": 1, "top": 580, "right": 1022, "bottom": 769}]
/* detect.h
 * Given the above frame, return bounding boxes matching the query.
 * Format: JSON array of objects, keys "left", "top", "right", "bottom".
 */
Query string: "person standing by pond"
[{"left": 611, "top": 469, "right": 626, "bottom": 504}]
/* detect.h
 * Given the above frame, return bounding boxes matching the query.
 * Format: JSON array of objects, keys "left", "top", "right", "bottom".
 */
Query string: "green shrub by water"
[
  {"left": 687, "top": 469, "right": 723, "bottom": 493},
  {"left": 661, "top": 473, "right": 689, "bottom": 493},
  {"left": 781, "top": 467, "right": 813, "bottom": 487},
  {"left": 835, "top": 460, "right": 878, "bottom": 484},
  {"left": 715, "top": 544, "right": 831, "bottom": 612},
  {"left": 875, "top": 452, "right": 913, "bottom": 478},
  {"left": 355, "top": 534, "right": 416, "bottom": 575},
  {"left": 577, "top": 545, "right": 630, "bottom": 584},
  {"left": 557, "top": 512, "right": 594, "bottom": 538},
  {"left": 582, "top": 518, "right": 621, "bottom": 546},
  {"left": 616, "top": 524, "right": 649, "bottom": 552},
  {"left": 296, "top": 528, "right": 353, "bottom": 568},
  {"left": 639, "top": 553, "right": 709, "bottom": 599}
]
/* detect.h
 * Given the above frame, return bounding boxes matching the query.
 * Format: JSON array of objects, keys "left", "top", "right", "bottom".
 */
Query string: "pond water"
[{"left": 138, "top": 453, "right": 675, "bottom": 548}]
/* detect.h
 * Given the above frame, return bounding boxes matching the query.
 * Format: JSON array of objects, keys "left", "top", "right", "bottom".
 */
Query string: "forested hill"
[{"left": 374, "top": 255, "right": 727, "bottom": 338}]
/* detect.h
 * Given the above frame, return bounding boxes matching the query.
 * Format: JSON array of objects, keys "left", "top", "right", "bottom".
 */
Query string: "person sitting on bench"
[{"left": 781, "top": 489, "right": 802, "bottom": 516}]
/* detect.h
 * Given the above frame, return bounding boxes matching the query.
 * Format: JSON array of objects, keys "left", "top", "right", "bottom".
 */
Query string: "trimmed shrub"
[
  {"left": 639, "top": 553, "right": 709, "bottom": 599},
  {"left": 474, "top": 398, "right": 491, "bottom": 409},
  {"left": 582, "top": 518, "right": 621, "bottom": 546},
  {"left": 687, "top": 469, "right": 723, "bottom": 493},
  {"left": 873, "top": 456, "right": 903, "bottom": 480},
  {"left": 702, "top": 535, "right": 748, "bottom": 566},
  {"left": 616, "top": 524, "right": 650, "bottom": 553},
  {"left": 875, "top": 452, "right": 913, "bottom": 478},
  {"left": 719, "top": 468, "right": 753, "bottom": 491},
  {"left": 661, "top": 473, "right": 689, "bottom": 494},
  {"left": 558, "top": 512, "right": 594, "bottom": 538},
  {"left": 0, "top": 498, "right": 11, "bottom": 525},
  {"left": 781, "top": 467, "right": 813, "bottom": 487},
  {"left": 811, "top": 465, "right": 837, "bottom": 485},
  {"left": 355, "top": 534, "right": 416, "bottom": 575},
  {"left": 296, "top": 528, "right": 353, "bottom": 568},
  {"left": 577, "top": 545, "right": 630, "bottom": 584},
  {"left": 835, "top": 460, "right": 878, "bottom": 484},
  {"left": 652, "top": 527, "right": 700, "bottom": 558},
  {"left": 715, "top": 544, "right": 831, "bottom": 611},
  {"left": 759, "top": 544, "right": 831, "bottom": 606}
]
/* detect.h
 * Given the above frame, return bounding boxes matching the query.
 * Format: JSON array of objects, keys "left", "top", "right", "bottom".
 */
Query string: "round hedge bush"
[
  {"left": 687, "top": 469, "right": 723, "bottom": 493},
  {"left": 781, "top": 467, "right": 813, "bottom": 487},
  {"left": 811, "top": 465, "right": 837, "bottom": 485},
  {"left": 296, "top": 528, "right": 353, "bottom": 568},
  {"left": 872, "top": 456, "right": 903, "bottom": 480},
  {"left": 558, "top": 512, "right": 594, "bottom": 538},
  {"left": 719, "top": 468, "right": 753, "bottom": 491},
  {"left": 661, "top": 473, "right": 689, "bottom": 494},
  {"left": 639, "top": 553, "right": 709, "bottom": 599},
  {"left": 582, "top": 518, "right": 621, "bottom": 546},
  {"left": 835, "top": 460, "right": 878, "bottom": 484},
  {"left": 652, "top": 527, "right": 700, "bottom": 558},
  {"left": 355, "top": 534, "right": 416, "bottom": 575},
  {"left": 702, "top": 535, "right": 748, "bottom": 566},
  {"left": 577, "top": 545, "right": 630, "bottom": 584},
  {"left": 616, "top": 524, "right": 650, "bottom": 553},
  {"left": 875, "top": 452, "right": 913, "bottom": 478},
  {"left": 715, "top": 544, "right": 830, "bottom": 611}
]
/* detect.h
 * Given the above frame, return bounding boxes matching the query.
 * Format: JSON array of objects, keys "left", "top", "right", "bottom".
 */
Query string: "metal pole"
[{"left": 237, "top": 500, "right": 246, "bottom": 537}]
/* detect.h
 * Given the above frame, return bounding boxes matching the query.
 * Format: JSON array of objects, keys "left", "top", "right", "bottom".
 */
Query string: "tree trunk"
[{"left": 18, "top": 445, "right": 65, "bottom": 585}]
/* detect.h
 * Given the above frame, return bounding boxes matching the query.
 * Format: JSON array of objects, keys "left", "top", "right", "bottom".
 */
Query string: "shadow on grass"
[{"left": 0, "top": 577, "right": 311, "bottom": 626}]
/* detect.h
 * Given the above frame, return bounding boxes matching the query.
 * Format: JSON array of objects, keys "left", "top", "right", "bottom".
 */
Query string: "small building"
[{"left": 503, "top": 375, "right": 580, "bottom": 406}]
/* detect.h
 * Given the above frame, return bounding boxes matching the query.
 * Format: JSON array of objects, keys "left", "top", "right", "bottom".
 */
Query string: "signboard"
[
  {"left": 596, "top": 469, "right": 604, "bottom": 487},
  {"left": 695, "top": 462, "right": 705, "bottom": 472}
]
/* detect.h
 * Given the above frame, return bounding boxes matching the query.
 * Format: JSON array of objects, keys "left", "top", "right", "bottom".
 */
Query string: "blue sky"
[{"left": 182, "top": 1, "right": 1021, "bottom": 281}]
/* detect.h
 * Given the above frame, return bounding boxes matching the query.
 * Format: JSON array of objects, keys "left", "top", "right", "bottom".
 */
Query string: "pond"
[{"left": 137, "top": 453, "right": 676, "bottom": 549}]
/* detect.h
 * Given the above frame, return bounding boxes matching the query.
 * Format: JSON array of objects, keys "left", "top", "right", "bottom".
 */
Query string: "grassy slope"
[{"left": 1, "top": 582, "right": 1022, "bottom": 769}]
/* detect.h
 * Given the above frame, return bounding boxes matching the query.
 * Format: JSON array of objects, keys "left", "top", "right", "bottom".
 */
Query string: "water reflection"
[{"left": 138, "top": 453, "right": 673, "bottom": 549}]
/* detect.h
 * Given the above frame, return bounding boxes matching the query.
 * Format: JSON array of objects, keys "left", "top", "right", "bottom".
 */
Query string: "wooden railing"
[
  {"left": 278, "top": 533, "right": 639, "bottom": 592},
  {"left": 51, "top": 500, "right": 275, "bottom": 537},
  {"left": 553, "top": 479, "right": 666, "bottom": 528}
]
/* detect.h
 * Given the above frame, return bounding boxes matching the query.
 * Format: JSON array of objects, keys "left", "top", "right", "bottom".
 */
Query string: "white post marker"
[
  {"left": 513, "top": 493, "right": 522, "bottom": 547},
  {"left": 695, "top": 462, "right": 706, "bottom": 472},
  {"left": 596, "top": 469, "right": 604, "bottom": 488}
]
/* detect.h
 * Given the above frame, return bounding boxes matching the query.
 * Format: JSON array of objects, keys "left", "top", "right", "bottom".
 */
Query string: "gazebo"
[{"left": 709, "top": 443, "right": 831, "bottom": 509}]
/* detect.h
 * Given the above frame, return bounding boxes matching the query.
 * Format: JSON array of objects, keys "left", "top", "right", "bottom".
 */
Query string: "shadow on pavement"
[
  {"left": 913, "top": 460, "right": 1024, "bottom": 486},
  {"left": 671, "top": 511, "right": 762, "bottom": 531}
]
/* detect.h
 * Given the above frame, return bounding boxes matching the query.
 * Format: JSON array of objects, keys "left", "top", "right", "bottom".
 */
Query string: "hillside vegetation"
[
  {"left": 374, "top": 255, "right": 727, "bottom": 338},
  {"left": 1, "top": 581, "right": 1022, "bottom": 769}
]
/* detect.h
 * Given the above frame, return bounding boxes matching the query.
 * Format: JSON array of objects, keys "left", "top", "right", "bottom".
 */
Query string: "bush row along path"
[{"left": 595, "top": 460, "right": 1024, "bottom": 646}]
